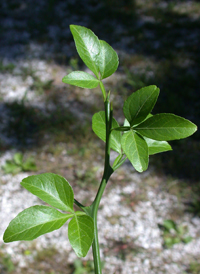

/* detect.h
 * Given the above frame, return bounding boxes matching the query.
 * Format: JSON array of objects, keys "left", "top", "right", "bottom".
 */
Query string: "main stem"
[
  {"left": 90, "top": 95, "right": 113, "bottom": 274},
  {"left": 74, "top": 88, "right": 113, "bottom": 273}
]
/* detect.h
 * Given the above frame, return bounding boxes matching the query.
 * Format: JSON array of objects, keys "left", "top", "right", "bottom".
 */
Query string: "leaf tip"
[
  {"left": 69, "top": 24, "right": 75, "bottom": 31},
  {"left": 3, "top": 230, "right": 10, "bottom": 243}
]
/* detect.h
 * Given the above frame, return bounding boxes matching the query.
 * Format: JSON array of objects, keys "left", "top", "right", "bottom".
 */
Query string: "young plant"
[
  {"left": 3, "top": 25, "right": 197, "bottom": 273},
  {"left": 2, "top": 152, "right": 37, "bottom": 174},
  {"left": 159, "top": 219, "right": 192, "bottom": 248}
]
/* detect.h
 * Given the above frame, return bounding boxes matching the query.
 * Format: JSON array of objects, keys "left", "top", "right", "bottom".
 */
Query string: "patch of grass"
[
  {"left": 159, "top": 219, "right": 192, "bottom": 248},
  {"left": 186, "top": 261, "right": 200, "bottom": 274},
  {"left": 0, "top": 248, "right": 15, "bottom": 273},
  {"left": 2, "top": 152, "right": 37, "bottom": 174},
  {"left": 0, "top": 60, "right": 15, "bottom": 73}
]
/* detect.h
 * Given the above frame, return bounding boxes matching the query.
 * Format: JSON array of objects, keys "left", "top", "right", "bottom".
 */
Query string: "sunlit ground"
[{"left": 0, "top": 0, "right": 200, "bottom": 273}]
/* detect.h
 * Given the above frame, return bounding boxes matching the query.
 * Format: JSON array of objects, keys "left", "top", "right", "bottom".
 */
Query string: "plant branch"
[
  {"left": 89, "top": 95, "right": 114, "bottom": 274},
  {"left": 74, "top": 199, "right": 85, "bottom": 210}
]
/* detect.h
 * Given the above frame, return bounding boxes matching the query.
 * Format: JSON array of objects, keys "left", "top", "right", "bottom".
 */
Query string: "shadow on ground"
[{"left": 0, "top": 0, "right": 199, "bottom": 181}]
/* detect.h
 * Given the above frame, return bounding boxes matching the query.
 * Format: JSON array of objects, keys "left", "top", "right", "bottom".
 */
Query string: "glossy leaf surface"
[
  {"left": 135, "top": 114, "right": 197, "bottom": 141},
  {"left": 62, "top": 71, "right": 99, "bottom": 89},
  {"left": 70, "top": 25, "right": 100, "bottom": 77},
  {"left": 123, "top": 85, "right": 159, "bottom": 126},
  {"left": 3, "top": 206, "right": 72, "bottom": 242},
  {"left": 68, "top": 214, "right": 94, "bottom": 257},
  {"left": 92, "top": 111, "right": 122, "bottom": 154},
  {"left": 97, "top": 40, "right": 118, "bottom": 79},
  {"left": 121, "top": 130, "right": 148, "bottom": 172},
  {"left": 144, "top": 137, "right": 172, "bottom": 155},
  {"left": 21, "top": 173, "right": 74, "bottom": 213}
]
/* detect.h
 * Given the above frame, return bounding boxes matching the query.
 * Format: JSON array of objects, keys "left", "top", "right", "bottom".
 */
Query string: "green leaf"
[
  {"left": 121, "top": 130, "right": 149, "bottom": 172},
  {"left": 97, "top": 40, "right": 118, "bottom": 79},
  {"left": 62, "top": 71, "right": 99, "bottom": 89},
  {"left": 173, "top": 237, "right": 182, "bottom": 244},
  {"left": 112, "top": 126, "right": 130, "bottom": 132},
  {"left": 112, "top": 154, "right": 123, "bottom": 168},
  {"left": 92, "top": 111, "right": 122, "bottom": 154},
  {"left": 163, "top": 219, "right": 177, "bottom": 231},
  {"left": 22, "top": 158, "right": 37, "bottom": 171},
  {"left": 3, "top": 205, "right": 73, "bottom": 242},
  {"left": 123, "top": 85, "right": 159, "bottom": 126},
  {"left": 182, "top": 236, "right": 193, "bottom": 243},
  {"left": 21, "top": 173, "right": 74, "bottom": 213},
  {"left": 123, "top": 117, "right": 171, "bottom": 155},
  {"left": 70, "top": 25, "right": 100, "bottom": 78},
  {"left": 164, "top": 236, "right": 176, "bottom": 247},
  {"left": 2, "top": 161, "right": 21, "bottom": 174},
  {"left": 134, "top": 113, "right": 197, "bottom": 141},
  {"left": 112, "top": 154, "right": 127, "bottom": 171},
  {"left": 13, "top": 152, "right": 23, "bottom": 165},
  {"left": 68, "top": 214, "right": 94, "bottom": 257},
  {"left": 144, "top": 137, "right": 172, "bottom": 155}
]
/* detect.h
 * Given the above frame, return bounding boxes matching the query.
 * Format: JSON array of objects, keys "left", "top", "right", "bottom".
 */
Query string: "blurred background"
[{"left": 0, "top": 0, "right": 199, "bottom": 273}]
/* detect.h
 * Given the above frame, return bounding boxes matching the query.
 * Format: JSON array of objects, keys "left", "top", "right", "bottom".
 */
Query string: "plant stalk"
[{"left": 90, "top": 94, "right": 113, "bottom": 274}]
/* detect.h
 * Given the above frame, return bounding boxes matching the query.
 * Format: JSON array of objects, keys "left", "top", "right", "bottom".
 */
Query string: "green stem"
[
  {"left": 99, "top": 81, "right": 106, "bottom": 101},
  {"left": 91, "top": 208, "right": 102, "bottom": 274},
  {"left": 74, "top": 88, "right": 113, "bottom": 274},
  {"left": 89, "top": 97, "right": 113, "bottom": 274},
  {"left": 74, "top": 199, "right": 85, "bottom": 210}
]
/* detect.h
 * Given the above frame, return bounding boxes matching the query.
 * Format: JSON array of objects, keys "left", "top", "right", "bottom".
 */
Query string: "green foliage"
[
  {"left": 21, "top": 173, "right": 74, "bottom": 213},
  {"left": 121, "top": 130, "right": 148, "bottom": 172},
  {"left": 0, "top": 249, "right": 15, "bottom": 272},
  {"left": 160, "top": 219, "right": 192, "bottom": 248},
  {"left": 63, "top": 25, "right": 119, "bottom": 100},
  {"left": 68, "top": 214, "right": 94, "bottom": 257},
  {"left": 3, "top": 205, "right": 73, "bottom": 242},
  {"left": 187, "top": 261, "right": 200, "bottom": 274},
  {"left": 69, "top": 25, "right": 119, "bottom": 80},
  {"left": 134, "top": 114, "right": 197, "bottom": 141},
  {"left": 3, "top": 173, "right": 94, "bottom": 258},
  {"left": 70, "top": 25, "right": 100, "bottom": 78},
  {"left": 97, "top": 40, "right": 119, "bottom": 79},
  {"left": 2, "top": 152, "right": 37, "bottom": 174},
  {"left": 143, "top": 137, "right": 172, "bottom": 155},
  {"left": 92, "top": 83, "right": 196, "bottom": 171},
  {"left": 0, "top": 60, "right": 15, "bottom": 73},
  {"left": 92, "top": 111, "right": 122, "bottom": 154},
  {"left": 62, "top": 71, "right": 99, "bottom": 89},
  {"left": 123, "top": 85, "right": 159, "bottom": 126},
  {"left": 3, "top": 24, "right": 198, "bottom": 273}
]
